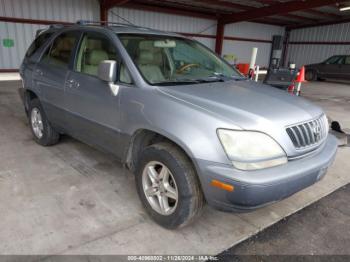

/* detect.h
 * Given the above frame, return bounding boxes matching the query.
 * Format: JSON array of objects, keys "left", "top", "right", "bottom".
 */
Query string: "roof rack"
[
  {"left": 76, "top": 20, "right": 133, "bottom": 27},
  {"left": 49, "top": 24, "right": 69, "bottom": 29},
  {"left": 76, "top": 20, "right": 151, "bottom": 30}
]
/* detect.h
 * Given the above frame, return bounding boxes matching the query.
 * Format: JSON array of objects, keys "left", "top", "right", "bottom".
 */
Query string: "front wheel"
[
  {"left": 28, "top": 98, "right": 60, "bottom": 146},
  {"left": 135, "top": 142, "right": 204, "bottom": 229}
]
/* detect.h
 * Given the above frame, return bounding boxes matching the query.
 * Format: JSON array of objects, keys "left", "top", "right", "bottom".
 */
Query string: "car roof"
[
  {"left": 43, "top": 21, "right": 183, "bottom": 38},
  {"left": 108, "top": 25, "right": 181, "bottom": 37}
]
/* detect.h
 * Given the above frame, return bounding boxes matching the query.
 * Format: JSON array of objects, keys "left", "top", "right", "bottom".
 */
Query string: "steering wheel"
[{"left": 176, "top": 63, "right": 200, "bottom": 74}]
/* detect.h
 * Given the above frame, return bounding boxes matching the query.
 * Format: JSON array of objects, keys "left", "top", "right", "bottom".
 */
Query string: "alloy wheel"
[
  {"left": 31, "top": 108, "right": 44, "bottom": 139},
  {"left": 142, "top": 161, "right": 178, "bottom": 215}
]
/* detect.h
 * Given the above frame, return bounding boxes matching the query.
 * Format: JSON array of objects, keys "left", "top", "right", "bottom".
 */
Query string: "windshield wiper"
[
  {"left": 155, "top": 80, "right": 201, "bottom": 86},
  {"left": 211, "top": 73, "right": 247, "bottom": 81},
  {"left": 195, "top": 77, "right": 225, "bottom": 83}
]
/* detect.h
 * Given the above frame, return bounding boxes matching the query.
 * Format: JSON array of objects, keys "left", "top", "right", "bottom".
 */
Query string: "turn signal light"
[{"left": 210, "top": 180, "right": 234, "bottom": 192}]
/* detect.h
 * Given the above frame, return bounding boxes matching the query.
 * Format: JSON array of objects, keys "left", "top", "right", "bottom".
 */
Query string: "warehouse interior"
[
  {"left": 1, "top": 0, "right": 350, "bottom": 258},
  {"left": 1, "top": 0, "right": 350, "bottom": 70}
]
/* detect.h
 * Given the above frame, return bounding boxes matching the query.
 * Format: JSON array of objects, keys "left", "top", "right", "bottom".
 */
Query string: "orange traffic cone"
[{"left": 297, "top": 66, "right": 306, "bottom": 83}]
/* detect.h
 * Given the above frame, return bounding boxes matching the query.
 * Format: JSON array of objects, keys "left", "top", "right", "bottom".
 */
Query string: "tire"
[
  {"left": 305, "top": 69, "right": 316, "bottom": 81},
  {"left": 28, "top": 98, "right": 60, "bottom": 146},
  {"left": 135, "top": 142, "right": 204, "bottom": 229}
]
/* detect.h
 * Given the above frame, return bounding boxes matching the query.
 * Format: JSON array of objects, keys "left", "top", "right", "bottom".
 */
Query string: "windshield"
[{"left": 118, "top": 34, "right": 243, "bottom": 85}]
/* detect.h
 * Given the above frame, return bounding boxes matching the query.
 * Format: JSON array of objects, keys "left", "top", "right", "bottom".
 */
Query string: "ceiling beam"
[
  {"left": 303, "top": 9, "right": 342, "bottom": 19},
  {"left": 144, "top": 0, "right": 230, "bottom": 14},
  {"left": 221, "top": 0, "right": 342, "bottom": 24},
  {"left": 253, "top": 0, "right": 328, "bottom": 22},
  {"left": 123, "top": 2, "right": 218, "bottom": 20},
  {"left": 191, "top": 0, "right": 252, "bottom": 11},
  {"left": 194, "top": 0, "right": 324, "bottom": 24},
  {"left": 251, "top": 19, "right": 289, "bottom": 26},
  {"left": 279, "top": 13, "right": 320, "bottom": 22},
  {"left": 179, "top": 0, "right": 308, "bottom": 25},
  {"left": 102, "top": 0, "right": 131, "bottom": 9},
  {"left": 287, "top": 16, "right": 350, "bottom": 29},
  {"left": 252, "top": 17, "right": 296, "bottom": 26}
]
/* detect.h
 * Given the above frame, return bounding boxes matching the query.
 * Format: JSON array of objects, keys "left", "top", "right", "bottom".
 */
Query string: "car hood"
[{"left": 157, "top": 80, "right": 323, "bottom": 130}]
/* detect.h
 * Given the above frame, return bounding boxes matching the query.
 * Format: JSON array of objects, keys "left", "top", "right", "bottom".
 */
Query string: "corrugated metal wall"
[
  {"left": 108, "top": 7, "right": 217, "bottom": 49},
  {"left": 224, "top": 22, "right": 285, "bottom": 67},
  {"left": 0, "top": 0, "right": 99, "bottom": 69},
  {"left": 287, "top": 22, "right": 350, "bottom": 67},
  {"left": 0, "top": 1, "right": 284, "bottom": 69},
  {"left": 0, "top": 0, "right": 98, "bottom": 21},
  {"left": 0, "top": 23, "right": 45, "bottom": 69}
]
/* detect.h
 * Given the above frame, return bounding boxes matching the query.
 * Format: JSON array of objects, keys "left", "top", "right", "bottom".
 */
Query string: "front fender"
[{"left": 120, "top": 86, "right": 237, "bottom": 165}]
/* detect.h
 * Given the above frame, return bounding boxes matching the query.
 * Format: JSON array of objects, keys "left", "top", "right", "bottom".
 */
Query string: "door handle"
[
  {"left": 65, "top": 79, "right": 80, "bottom": 88},
  {"left": 65, "top": 79, "right": 74, "bottom": 88},
  {"left": 35, "top": 69, "right": 43, "bottom": 76}
]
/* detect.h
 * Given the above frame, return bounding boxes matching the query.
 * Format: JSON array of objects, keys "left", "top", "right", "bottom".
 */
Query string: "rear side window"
[
  {"left": 42, "top": 32, "right": 79, "bottom": 68},
  {"left": 26, "top": 32, "right": 53, "bottom": 58}
]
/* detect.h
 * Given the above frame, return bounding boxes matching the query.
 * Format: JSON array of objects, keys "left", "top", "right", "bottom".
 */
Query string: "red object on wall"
[{"left": 236, "top": 63, "right": 250, "bottom": 75}]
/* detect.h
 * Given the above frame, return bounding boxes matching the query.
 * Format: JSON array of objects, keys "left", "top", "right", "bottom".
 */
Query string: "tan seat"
[
  {"left": 137, "top": 41, "right": 165, "bottom": 83},
  {"left": 82, "top": 49, "right": 109, "bottom": 76}
]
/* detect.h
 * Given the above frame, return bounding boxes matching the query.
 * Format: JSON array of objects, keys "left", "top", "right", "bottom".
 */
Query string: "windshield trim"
[{"left": 116, "top": 33, "right": 243, "bottom": 86}]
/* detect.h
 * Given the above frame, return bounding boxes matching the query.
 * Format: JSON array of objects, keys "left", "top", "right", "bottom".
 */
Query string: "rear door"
[
  {"left": 33, "top": 31, "right": 81, "bottom": 129},
  {"left": 64, "top": 31, "right": 130, "bottom": 158},
  {"left": 20, "top": 31, "right": 54, "bottom": 91}
]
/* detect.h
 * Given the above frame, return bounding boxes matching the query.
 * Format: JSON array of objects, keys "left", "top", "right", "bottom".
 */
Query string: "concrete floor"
[
  {"left": 301, "top": 80, "right": 350, "bottom": 130},
  {"left": 221, "top": 185, "right": 350, "bottom": 256},
  {"left": 0, "top": 79, "right": 349, "bottom": 255}
]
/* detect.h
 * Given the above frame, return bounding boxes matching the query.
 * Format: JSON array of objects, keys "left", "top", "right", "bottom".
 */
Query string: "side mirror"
[
  {"left": 98, "top": 60, "right": 119, "bottom": 96},
  {"left": 98, "top": 60, "right": 117, "bottom": 82}
]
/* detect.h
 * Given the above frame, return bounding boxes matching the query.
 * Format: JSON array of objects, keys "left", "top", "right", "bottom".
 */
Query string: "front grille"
[{"left": 286, "top": 115, "right": 328, "bottom": 149}]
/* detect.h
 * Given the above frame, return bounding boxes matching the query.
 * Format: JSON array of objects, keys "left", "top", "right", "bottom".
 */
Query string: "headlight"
[{"left": 217, "top": 129, "right": 287, "bottom": 170}]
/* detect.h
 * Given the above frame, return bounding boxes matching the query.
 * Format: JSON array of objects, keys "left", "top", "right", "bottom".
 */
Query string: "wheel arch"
[
  {"left": 125, "top": 128, "right": 196, "bottom": 174},
  {"left": 23, "top": 89, "right": 39, "bottom": 114}
]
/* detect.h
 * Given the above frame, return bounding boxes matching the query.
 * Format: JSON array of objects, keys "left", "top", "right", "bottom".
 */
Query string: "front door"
[
  {"left": 339, "top": 56, "right": 350, "bottom": 80},
  {"left": 64, "top": 31, "right": 123, "bottom": 157}
]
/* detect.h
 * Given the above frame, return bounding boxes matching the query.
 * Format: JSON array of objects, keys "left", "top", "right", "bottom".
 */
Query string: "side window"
[
  {"left": 337, "top": 56, "right": 345, "bottom": 64},
  {"left": 41, "top": 32, "right": 78, "bottom": 68},
  {"left": 345, "top": 56, "right": 350, "bottom": 65},
  {"left": 325, "top": 56, "right": 341, "bottom": 64},
  {"left": 120, "top": 62, "right": 133, "bottom": 84},
  {"left": 26, "top": 32, "right": 53, "bottom": 58},
  {"left": 75, "top": 32, "right": 118, "bottom": 77}
]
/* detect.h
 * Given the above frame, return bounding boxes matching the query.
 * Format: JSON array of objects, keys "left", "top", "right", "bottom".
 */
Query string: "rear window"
[{"left": 26, "top": 31, "right": 53, "bottom": 58}]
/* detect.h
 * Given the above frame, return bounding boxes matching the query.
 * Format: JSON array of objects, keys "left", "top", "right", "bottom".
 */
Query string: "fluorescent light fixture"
[{"left": 340, "top": 6, "right": 350, "bottom": 11}]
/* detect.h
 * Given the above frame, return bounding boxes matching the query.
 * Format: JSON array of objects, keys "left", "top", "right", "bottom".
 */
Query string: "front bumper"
[{"left": 195, "top": 134, "right": 338, "bottom": 211}]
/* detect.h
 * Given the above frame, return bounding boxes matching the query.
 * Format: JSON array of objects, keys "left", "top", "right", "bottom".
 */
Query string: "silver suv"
[{"left": 19, "top": 22, "right": 338, "bottom": 229}]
